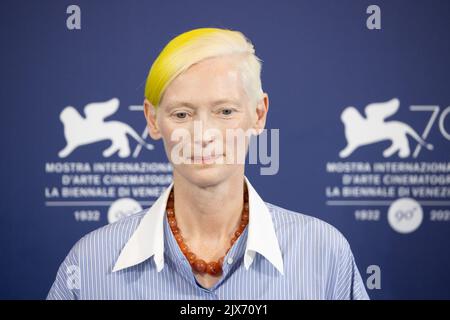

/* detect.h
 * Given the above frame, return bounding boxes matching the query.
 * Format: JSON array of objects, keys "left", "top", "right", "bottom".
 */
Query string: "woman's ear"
[
  {"left": 143, "top": 99, "right": 162, "bottom": 140},
  {"left": 252, "top": 93, "right": 269, "bottom": 136}
]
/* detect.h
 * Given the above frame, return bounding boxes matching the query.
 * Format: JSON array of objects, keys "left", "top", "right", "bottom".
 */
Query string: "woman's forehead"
[{"left": 161, "top": 56, "right": 246, "bottom": 105}]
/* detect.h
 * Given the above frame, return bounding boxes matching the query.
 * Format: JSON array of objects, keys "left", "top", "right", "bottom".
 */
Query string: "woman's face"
[{"left": 144, "top": 54, "right": 268, "bottom": 188}]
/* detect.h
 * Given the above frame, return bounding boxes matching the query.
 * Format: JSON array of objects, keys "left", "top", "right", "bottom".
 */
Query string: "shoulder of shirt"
[
  {"left": 68, "top": 209, "right": 149, "bottom": 257},
  {"left": 264, "top": 201, "right": 352, "bottom": 254}
]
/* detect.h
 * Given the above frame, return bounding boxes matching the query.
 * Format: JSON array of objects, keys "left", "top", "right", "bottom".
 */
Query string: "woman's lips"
[{"left": 191, "top": 154, "right": 223, "bottom": 163}]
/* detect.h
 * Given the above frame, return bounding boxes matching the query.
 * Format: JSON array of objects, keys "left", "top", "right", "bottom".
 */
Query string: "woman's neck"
[{"left": 172, "top": 170, "right": 245, "bottom": 243}]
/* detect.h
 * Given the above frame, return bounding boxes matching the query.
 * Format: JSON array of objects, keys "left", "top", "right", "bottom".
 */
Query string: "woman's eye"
[
  {"left": 221, "top": 108, "right": 234, "bottom": 116},
  {"left": 174, "top": 112, "right": 188, "bottom": 119}
]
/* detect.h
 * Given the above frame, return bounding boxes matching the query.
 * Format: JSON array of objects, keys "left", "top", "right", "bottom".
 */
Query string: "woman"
[{"left": 47, "top": 27, "right": 369, "bottom": 299}]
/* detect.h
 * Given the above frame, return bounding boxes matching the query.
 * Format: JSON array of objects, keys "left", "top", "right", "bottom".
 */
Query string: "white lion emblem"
[
  {"left": 58, "top": 98, "right": 154, "bottom": 158},
  {"left": 339, "top": 98, "right": 433, "bottom": 158}
]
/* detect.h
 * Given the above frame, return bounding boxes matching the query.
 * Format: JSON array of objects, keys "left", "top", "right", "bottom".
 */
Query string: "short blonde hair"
[{"left": 144, "top": 27, "right": 264, "bottom": 110}]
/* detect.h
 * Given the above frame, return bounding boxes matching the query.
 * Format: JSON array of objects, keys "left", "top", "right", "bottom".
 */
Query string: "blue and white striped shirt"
[{"left": 47, "top": 176, "right": 369, "bottom": 300}]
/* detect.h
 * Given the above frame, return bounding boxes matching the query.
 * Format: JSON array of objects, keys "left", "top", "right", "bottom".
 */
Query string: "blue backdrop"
[{"left": 1, "top": 0, "right": 449, "bottom": 299}]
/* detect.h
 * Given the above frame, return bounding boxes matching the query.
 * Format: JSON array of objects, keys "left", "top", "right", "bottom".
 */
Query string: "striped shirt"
[{"left": 47, "top": 176, "right": 369, "bottom": 300}]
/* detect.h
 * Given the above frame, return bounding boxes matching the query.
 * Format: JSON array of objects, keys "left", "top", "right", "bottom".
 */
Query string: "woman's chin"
[{"left": 177, "top": 167, "right": 230, "bottom": 188}]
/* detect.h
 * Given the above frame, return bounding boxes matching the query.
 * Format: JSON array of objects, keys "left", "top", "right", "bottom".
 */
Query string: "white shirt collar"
[{"left": 112, "top": 176, "right": 284, "bottom": 275}]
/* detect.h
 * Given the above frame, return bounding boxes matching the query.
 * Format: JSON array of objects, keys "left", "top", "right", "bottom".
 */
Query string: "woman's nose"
[{"left": 192, "top": 117, "right": 220, "bottom": 148}]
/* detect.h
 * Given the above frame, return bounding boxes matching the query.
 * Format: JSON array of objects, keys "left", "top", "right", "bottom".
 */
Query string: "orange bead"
[
  {"left": 244, "top": 203, "right": 249, "bottom": 211},
  {"left": 193, "top": 259, "right": 207, "bottom": 273},
  {"left": 230, "top": 236, "right": 238, "bottom": 246},
  {"left": 235, "top": 230, "right": 242, "bottom": 238},
  {"left": 174, "top": 234, "right": 183, "bottom": 243},
  {"left": 237, "top": 224, "right": 246, "bottom": 233},
  {"left": 206, "top": 262, "right": 222, "bottom": 275},
  {"left": 179, "top": 243, "right": 189, "bottom": 254},
  {"left": 166, "top": 207, "right": 174, "bottom": 217},
  {"left": 171, "top": 227, "right": 180, "bottom": 234},
  {"left": 168, "top": 218, "right": 177, "bottom": 228},
  {"left": 241, "top": 213, "right": 249, "bottom": 223},
  {"left": 186, "top": 252, "right": 196, "bottom": 265}
]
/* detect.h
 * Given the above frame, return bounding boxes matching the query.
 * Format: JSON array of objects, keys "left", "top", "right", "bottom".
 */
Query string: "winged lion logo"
[
  {"left": 339, "top": 98, "right": 433, "bottom": 158},
  {"left": 58, "top": 98, "right": 154, "bottom": 158}
]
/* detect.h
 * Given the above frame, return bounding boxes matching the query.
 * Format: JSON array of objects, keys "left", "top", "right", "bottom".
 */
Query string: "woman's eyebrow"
[
  {"left": 166, "top": 101, "right": 195, "bottom": 109},
  {"left": 210, "top": 99, "right": 240, "bottom": 106},
  {"left": 167, "top": 99, "right": 240, "bottom": 109}
]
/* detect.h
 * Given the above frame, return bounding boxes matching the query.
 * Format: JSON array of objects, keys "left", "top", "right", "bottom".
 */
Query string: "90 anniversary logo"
[{"left": 327, "top": 98, "right": 450, "bottom": 233}]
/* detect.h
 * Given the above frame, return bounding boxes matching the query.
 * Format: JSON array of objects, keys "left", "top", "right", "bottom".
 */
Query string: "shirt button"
[{"left": 227, "top": 257, "right": 234, "bottom": 265}]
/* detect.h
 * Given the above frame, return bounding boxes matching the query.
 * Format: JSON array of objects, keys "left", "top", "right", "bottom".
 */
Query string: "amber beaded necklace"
[{"left": 166, "top": 184, "right": 249, "bottom": 276}]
